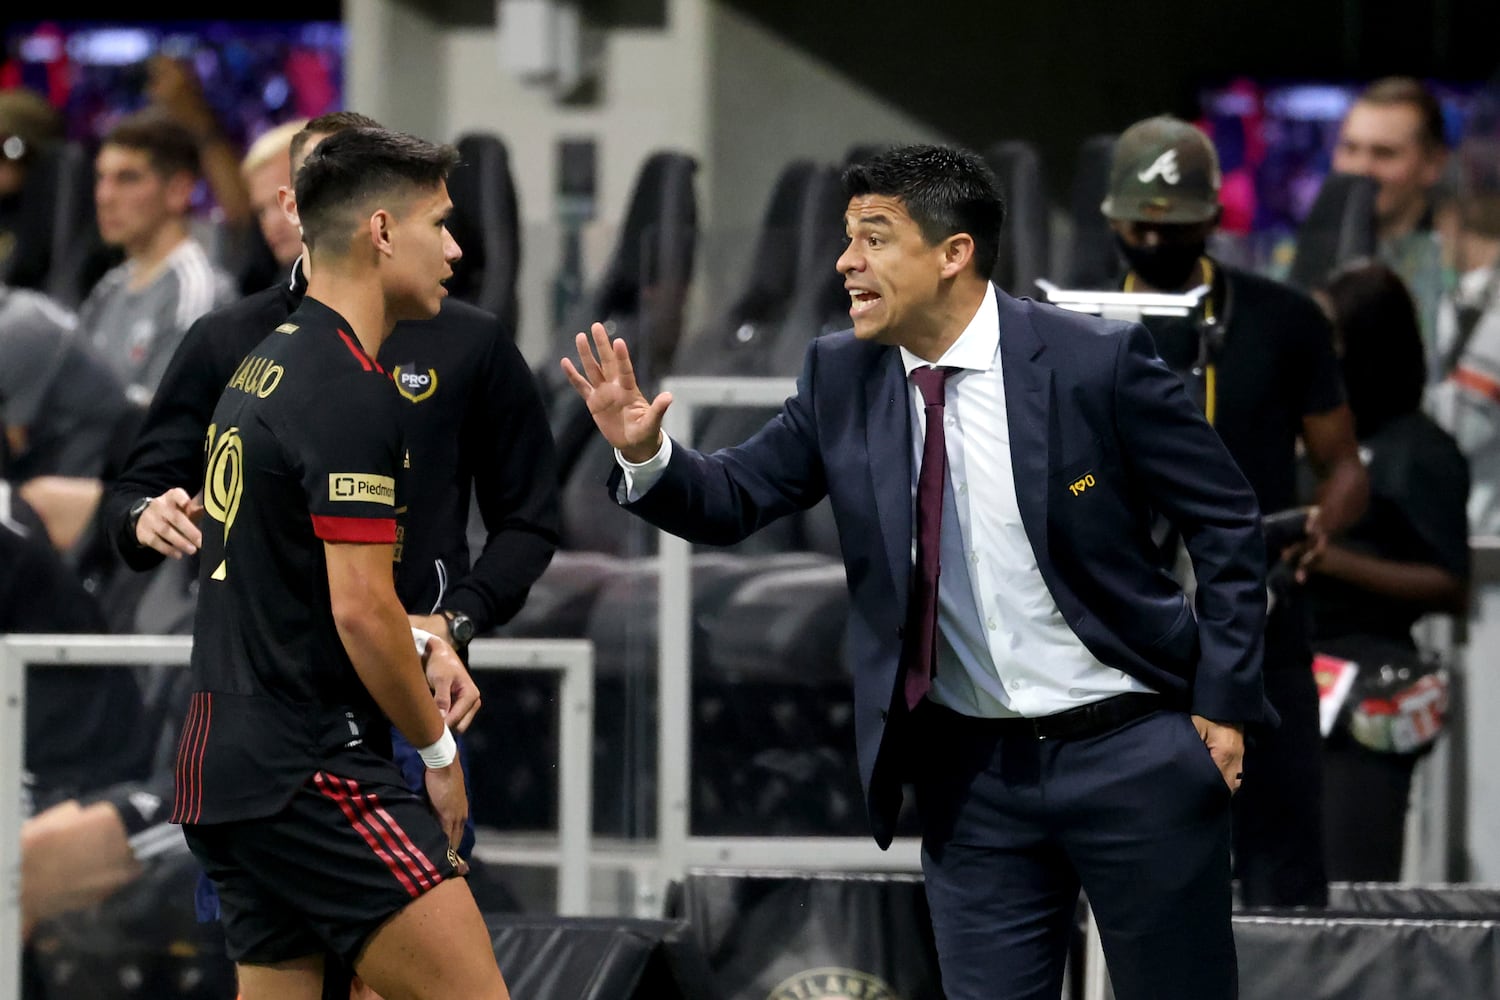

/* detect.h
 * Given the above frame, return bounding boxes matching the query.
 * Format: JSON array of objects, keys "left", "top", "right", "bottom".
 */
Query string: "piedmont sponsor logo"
[
  {"left": 767, "top": 968, "right": 900, "bottom": 1000},
  {"left": 329, "top": 473, "right": 396, "bottom": 505}
]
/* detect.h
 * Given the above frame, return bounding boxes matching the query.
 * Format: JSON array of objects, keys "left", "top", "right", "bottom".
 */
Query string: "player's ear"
[{"left": 369, "top": 209, "right": 396, "bottom": 257}]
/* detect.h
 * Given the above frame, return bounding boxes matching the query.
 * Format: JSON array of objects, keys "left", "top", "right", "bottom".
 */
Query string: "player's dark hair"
[
  {"left": 295, "top": 127, "right": 458, "bottom": 252},
  {"left": 289, "top": 111, "right": 384, "bottom": 168}
]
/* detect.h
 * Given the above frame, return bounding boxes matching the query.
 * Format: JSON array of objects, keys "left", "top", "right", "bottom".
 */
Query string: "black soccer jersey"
[{"left": 172, "top": 297, "right": 409, "bottom": 825}]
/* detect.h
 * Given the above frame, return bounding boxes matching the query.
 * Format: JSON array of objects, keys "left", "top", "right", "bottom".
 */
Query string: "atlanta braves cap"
[{"left": 1101, "top": 115, "right": 1222, "bottom": 224}]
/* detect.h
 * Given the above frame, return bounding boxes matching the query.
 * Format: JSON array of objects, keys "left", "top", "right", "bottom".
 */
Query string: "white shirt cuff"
[{"left": 615, "top": 435, "right": 673, "bottom": 503}]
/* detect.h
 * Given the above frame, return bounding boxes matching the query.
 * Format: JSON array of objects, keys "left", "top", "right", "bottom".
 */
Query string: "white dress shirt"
[
  {"left": 900, "top": 284, "right": 1149, "bottom": 717},
  {"left": 617, "top": 284, "right": 1151, "bottom": 718}
]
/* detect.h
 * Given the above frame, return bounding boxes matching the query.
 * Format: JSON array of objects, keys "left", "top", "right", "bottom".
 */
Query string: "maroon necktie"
[{"left": 902, "top": 365, "right": 957, "bottom": 710}]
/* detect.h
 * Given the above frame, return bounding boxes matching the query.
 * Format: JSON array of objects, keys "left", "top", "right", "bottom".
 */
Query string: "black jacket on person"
[{"left": 99, "top": 261, "right": 560, "bottom": 633}]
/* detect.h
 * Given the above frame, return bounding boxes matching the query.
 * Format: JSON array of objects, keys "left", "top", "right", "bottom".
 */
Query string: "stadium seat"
[
  {"left": 1284, "top": 170, "right": 1378, "bottom": 292},
  {"left": 548, "top": 150, "right": 699, "bottom": 558},
  {"left": 446, "top": 131, "right": 523, "bottom": 336},
  {"left": 1063, "top": 132, "right": 1121, "bottom": 290},
  {"left": 985, "top": 139, "right": 1052, "bottom": 297}
]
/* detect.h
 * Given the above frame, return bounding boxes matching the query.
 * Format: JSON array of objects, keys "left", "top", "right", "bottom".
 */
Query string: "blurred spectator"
[
  {"left": 0, "top": 87, "right": 65, "bottom": 288},
  {"left": 77, "top": 108, "right": 236, "bottom": 403},
  {"left": 1427, "top": 121, "right": 1500, "bottom": 534},
  {"left": 1102, "top": 114, "right": 1369, "bottom": 907},
  {"left": 1331, "top": 76, "right": 1451, "bottom": 364},
  {"left": 0, "top": 479, "right": 146, "bottom": 814},
  {"left": 0, "top": 282, "right": 129, "bottom": 484},
  {"left": 143, "top": 55, "right": 252, "bottom": 230},
  {"left": 1, "top": 477, "right": 149, "bottom": 947},
  {"left": 240, "top": 117, "right": 310, "bottom": 274},
  {"left": 1304, "top": 259, "right": 1470, "bottom": 881}
]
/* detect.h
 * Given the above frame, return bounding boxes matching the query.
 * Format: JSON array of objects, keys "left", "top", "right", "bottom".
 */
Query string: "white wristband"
[
  {"left": 411, "top": 627, "right": 435, "bottom": 657},
  {"left": 417, "top": 726, "right": 457, "bottom": 769}
]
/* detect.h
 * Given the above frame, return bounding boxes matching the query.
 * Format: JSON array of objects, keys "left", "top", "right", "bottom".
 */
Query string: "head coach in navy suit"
[{"left": 562, "top": 143, "right": 1272, "bottom": 1000}]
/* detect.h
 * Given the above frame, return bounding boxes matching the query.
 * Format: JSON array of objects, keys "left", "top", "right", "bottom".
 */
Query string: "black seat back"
[
  {"left": 670, "top": 159, "right": 820, "bottom": 378},
  {"left": 1064, "top": 133, "right": 1120, "bottom": 290},
  {"left": 550, "top": 151, "right": 699, "bottom": 555},
  {"left": 447, "top": 132, "right": 523, "bottom": 336},
  {"left": 1285, "top": 171, "right": 1379, "bottom": 292},
  {"left": 985, "top": 140, "right": 1052, "bottom": 296}
]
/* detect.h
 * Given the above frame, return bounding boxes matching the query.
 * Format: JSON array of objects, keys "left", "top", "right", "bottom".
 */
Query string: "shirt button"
[
  {"left": 971, "top": 551, "right": 980, "bottom": 566},
  {"left": 946, "top": 417, "right": 956, "bottom": 427},
  {"left": 987, "top": 617, "right": 997, "bottom": 631},
  {"left": 959, "top": 482, "right": 968, "bottom": 496},
  {"left": 1009, "top": 679, "right": 1025, "bottom": 691}
]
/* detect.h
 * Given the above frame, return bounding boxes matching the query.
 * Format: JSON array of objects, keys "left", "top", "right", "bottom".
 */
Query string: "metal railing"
[
  {"left": 1, "top": 634, "right": 593, "bottom": 1000},
  {"left": 653, "top": 375, "right": 925, "bottom": 897}
]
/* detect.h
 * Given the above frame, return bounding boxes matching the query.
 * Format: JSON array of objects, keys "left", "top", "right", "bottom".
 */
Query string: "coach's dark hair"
[
  {"left": 289, "top": 111, "right": 383, "bottom": 168},
  {"left": 295, "top": 127, "right": 459, "bottom": 252},
  {"left": 842, "top": 143, "right": 1005, "bottom": 279},
  {"left": 102, "top": 108, "right": 201, "bottom": 179}
]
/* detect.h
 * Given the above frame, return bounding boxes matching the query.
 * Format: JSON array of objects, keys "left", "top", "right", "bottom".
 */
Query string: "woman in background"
[{"left": 1304, "top": 259, "right": 1471, "bottom": 881}]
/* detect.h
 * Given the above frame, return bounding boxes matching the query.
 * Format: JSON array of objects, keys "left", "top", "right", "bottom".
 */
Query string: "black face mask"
[{"left": 1114, "top": 233, "right": 1206, "bottom": 291}]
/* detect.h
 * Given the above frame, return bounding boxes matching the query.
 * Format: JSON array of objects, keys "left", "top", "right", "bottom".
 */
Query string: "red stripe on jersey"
[
  {"left": 336, "top": 330, "right": 374, "bottom": 372},
  {"left": 170, "top": 693, "right": 212, "bottom": 824},
  {"left": 314, "top": 772, "right": 423, "bottom": 896},
  {"left": 344, "top": 778, "right": 442, "bottom": 887},
  {"left": 311, "top": 515, "right": 396, "bottom": 543},
  {"left": 191, "top": 693, "right": 212, "bottom": 822}
]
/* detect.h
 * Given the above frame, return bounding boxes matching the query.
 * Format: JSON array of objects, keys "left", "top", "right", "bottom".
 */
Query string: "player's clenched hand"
[
  {"left": 559, "top": 322, "right": 673, "bottom": 463},
  {"left": 422, "top": 635, "right": 482, "bottom": 733},
  {"left": 135, "top": 487, "right": 204, "bottom": 558},
  {"left": 425, "top": 761, "right": 470, "bottom": 859}
]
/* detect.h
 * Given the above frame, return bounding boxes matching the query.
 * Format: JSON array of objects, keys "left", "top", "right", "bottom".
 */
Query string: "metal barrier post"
[{"left": 2, "top": 633, "right": 594, "bottom": 1000}]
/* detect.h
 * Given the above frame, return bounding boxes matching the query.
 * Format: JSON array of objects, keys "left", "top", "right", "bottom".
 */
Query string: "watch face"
[{"left": 449, "top": 613, "right": 475, "bottom": 643}]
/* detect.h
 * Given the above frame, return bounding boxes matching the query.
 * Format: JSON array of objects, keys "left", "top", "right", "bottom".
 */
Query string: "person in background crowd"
[
  {"left": 1305, "top": 259, "right": 1470, "bottom": 881},
  {"left": 1331, "top": 76, "right": 1452, "bottom": 366},
  {"left": 78, "top": 107, "right": 237, "bottom": 402},
  {"left": 1101, "top": 114, "right": 1369, "bottom": 908},
  {"left": 0, "top": 87, "right": 66, "bottom": 288}
]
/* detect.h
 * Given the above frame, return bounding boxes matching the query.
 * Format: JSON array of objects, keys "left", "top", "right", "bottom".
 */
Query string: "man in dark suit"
[{"left": 562, "top": 143, "right": 1270, "bottom": 1000}]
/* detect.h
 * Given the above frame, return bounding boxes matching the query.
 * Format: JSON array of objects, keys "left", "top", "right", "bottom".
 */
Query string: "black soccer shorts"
[{"left": 182, "top": 769, "right": 462, "bottom": 968}]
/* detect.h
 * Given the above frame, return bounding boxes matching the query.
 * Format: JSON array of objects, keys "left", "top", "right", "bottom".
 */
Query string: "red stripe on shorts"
[
  {"left": 344, "top": 777, "right": 442, "bottom": 887},
  {"left": 314, "top": 772, "right": 425, "bottom": 896}
]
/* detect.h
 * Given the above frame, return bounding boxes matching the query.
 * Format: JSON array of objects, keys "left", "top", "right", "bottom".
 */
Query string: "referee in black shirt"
[{"left": 173, "top": 126, "right": 508, "bottom": 998}]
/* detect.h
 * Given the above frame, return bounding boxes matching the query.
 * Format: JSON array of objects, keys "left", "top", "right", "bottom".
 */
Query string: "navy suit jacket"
[{"left": 614, "top": 287, "right": 1271, "bottom": 847}]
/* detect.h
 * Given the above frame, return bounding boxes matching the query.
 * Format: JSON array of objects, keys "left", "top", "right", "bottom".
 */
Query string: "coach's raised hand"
[{"left": 560, "top": 322, "right": 673, "bottom": 463}]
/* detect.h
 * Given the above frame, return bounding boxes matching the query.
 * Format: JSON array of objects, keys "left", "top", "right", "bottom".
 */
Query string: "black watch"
[
  {"left": 442, "top": 609, "right": 476, "bottom": 649},
  {"left": 127, "top": 496, "right": 153, "bottom": 546}
]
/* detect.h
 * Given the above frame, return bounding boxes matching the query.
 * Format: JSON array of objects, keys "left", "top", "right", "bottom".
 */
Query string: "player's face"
[
  {"left": 245, "top": 156, "right": 302, "bottom": 268},
  {"left": 388, "top": 183, "right": 461, "bottom": 321},
  {"left": 836, "top": 194, "right": 949, "bottom": 346},
  {"left": 94, "top": 145, "right": 190, "bottom": 254}
]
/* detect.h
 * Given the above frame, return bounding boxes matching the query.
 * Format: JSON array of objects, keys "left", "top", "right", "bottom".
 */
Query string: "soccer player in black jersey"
[{"left": 172, "top": 127, "right": 508, "bottom": 1000}]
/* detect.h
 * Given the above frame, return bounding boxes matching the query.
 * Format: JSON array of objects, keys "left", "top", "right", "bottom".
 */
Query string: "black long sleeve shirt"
[{"left": 100, "top": 262, "right": 560, "bottom": 633}]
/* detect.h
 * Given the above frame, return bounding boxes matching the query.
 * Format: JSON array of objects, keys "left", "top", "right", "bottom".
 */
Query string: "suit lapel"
[
  {"left": 998, "top": 292, "right": 1052, "bottom": 572},
  {"left": 864, "top": 347, "right": 913, "bottom": 617}
]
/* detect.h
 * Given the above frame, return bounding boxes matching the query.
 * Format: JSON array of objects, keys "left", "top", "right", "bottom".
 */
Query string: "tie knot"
[{"left": 910, "top": 365, "right": 956, "bottom": 407}]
